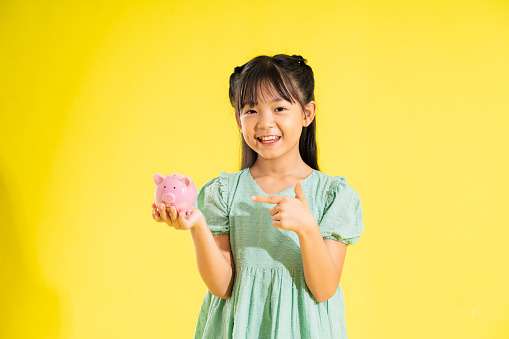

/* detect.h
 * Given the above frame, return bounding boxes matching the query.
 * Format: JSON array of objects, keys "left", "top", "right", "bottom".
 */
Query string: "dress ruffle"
[
  {"left": 324, "top": 176, "right": 346, "bottom": 209},
  {"left": 218, "top": 171, "right": 230, "bottom": 210}
]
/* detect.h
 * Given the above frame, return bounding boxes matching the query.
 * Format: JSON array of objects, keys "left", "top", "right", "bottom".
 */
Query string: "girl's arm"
[
  {"left": 153, "top": 203, "right": 234, "bottom": 299},
  {"left": 190, "top": 224, "right": 235, "bottom": 299},
  {"left": 297, "top": 226, "right": 347, "bottom": 302}
]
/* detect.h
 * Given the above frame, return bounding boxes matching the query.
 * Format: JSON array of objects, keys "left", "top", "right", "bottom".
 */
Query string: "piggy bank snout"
[{"left": 162, "top": 193, "right": 176, "bottom": 204}]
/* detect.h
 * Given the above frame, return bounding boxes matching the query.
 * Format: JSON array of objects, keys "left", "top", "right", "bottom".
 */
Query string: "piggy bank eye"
[
  {"left": 174, "top": 187, "right": 176, "bottom": 189},
  {"left": 164, "top": 186, "right": 166, "bottom": 188}
]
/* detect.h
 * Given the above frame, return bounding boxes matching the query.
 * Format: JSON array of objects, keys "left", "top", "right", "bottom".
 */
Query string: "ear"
[
  {"left": 235, "top": 114, "right": 243, "bottom": 132},
  {"left": 153, "top": 173, "right": 165, "bottom": 184},
  {"left": 302, "top": 101, "right": 317, "bottom": 127},
  {"left": 180, "top": 177, "right": 191, "bottom": 187}
]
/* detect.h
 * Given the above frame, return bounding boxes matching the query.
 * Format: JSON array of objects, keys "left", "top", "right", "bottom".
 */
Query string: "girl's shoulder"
[
  {"left": 200, "top": 168, "right": 246, "bottom": 188},
  {"left": 309, "top": 170, "right": 346, "bottom": 192},
  {"left": 198, "top": 168, "right": 248, "bottom": 208},
  {"left": 310, "top": 170, "right": 360, "bottom": 208},
  {"left": 311, "top": 170, "right": 345, "bottom": 185},
  {"left": 219, "top": 168, "right": 246, "bottom": 199}
]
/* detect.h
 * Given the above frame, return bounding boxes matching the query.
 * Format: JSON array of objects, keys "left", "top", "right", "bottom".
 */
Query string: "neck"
[{"left": 250, "top": 146, "right": 311, "bottom": 178}]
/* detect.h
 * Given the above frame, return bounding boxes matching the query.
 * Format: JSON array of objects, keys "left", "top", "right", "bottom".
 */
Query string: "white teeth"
[{"left": 259, "top": 136, "right": 279, "bottom": 141}]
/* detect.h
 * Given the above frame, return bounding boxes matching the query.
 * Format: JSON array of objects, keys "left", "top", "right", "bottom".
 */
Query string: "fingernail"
[{"left": 251, "top": 196, "right": 256, "bottom": 201}]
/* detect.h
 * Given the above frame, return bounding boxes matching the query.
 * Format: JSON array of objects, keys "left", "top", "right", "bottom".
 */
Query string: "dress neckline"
[{"left": 246, "top": 167, "right": 316, "bottom": 195}]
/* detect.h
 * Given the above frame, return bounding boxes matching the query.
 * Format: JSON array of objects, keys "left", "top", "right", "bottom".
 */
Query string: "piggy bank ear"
[
  {"left": 181, "top": 177, "right": 191, "bottom": 187},
  {"left": 153, "top": 174, "right": 165, "bottom": 185}
]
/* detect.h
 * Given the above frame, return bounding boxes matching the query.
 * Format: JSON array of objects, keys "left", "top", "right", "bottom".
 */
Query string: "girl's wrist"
[
  {"left": 191, "top": 217, "right": 209, "bottom": 233},
  {"left": 296, "top": 220, "right": 320, "bottom": 239}
]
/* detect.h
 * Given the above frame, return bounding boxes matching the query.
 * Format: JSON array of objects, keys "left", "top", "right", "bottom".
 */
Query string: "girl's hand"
[
  {"left": 151, "top": 203, "right": 204, "bottom": 231},
  {"left": 251, "top": 180, "right": 318, "bottom": 235}
]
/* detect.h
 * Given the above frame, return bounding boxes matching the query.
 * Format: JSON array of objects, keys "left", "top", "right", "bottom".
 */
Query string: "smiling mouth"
[{"left": 257, "top": 136, "right": 281, "bottom": 144}]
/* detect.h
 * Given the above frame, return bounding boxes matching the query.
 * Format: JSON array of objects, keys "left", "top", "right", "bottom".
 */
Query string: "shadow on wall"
[{"left": 0, "top": 164, "right": 63, "bottom": 338}]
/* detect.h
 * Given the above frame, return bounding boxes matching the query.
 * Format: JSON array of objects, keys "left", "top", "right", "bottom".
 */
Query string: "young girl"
[{"left": 152, "top": 54, "right": 364, "bottom": 338}]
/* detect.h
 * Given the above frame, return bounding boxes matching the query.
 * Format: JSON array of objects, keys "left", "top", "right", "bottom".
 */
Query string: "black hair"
[{"left": 229, "top": 54, "right": 320, "bottom": 171}]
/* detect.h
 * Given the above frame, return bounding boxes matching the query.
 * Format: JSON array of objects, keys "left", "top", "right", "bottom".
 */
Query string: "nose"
[
  {"left": 162, "top": 193, "right": 175, "bottom": 204},
  {"left": 258, "top": 111, "right": 275, "bottom": 129}
]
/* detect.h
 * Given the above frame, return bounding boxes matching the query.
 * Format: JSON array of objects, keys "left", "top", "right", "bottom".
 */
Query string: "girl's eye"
[
  {"left": 275, "top": 107, "right": 286, "bottom": 112},
  {"left": 245, "top": 110, "right": 256, "bottom": 114}
]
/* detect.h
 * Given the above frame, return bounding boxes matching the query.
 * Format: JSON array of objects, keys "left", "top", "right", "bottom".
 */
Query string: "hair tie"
[{"left": 292, "top": 55, "right": 306, "bottom": 67}]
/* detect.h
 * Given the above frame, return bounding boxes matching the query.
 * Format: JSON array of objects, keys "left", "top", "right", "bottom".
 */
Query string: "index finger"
[{"left": 251, "top": 195, "right": 284, "bottom": 204}]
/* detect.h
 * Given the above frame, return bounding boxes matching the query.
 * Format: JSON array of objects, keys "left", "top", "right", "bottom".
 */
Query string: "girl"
[{"left": 152, "top": 54, "right": 364, "bottom": 338}]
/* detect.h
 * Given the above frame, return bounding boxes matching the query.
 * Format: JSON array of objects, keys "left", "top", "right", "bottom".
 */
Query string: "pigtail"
[{"left": 229, "top": 65, "right": 247, "bottom": 114}]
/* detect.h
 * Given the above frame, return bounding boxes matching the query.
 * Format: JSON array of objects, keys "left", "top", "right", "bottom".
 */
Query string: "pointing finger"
[{"left": 251, "top": 195, "right": 284, "bottom": 204}]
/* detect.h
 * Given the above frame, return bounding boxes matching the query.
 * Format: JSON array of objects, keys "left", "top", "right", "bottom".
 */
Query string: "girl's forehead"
[
  {"left": 250, "top": 82, "right": 295, "bottom": 105},
  {"left": 257, "top": 90, "right": 286, "bottom": 103}
]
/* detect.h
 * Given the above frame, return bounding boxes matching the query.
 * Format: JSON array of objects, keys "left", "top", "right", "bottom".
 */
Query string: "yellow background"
[{"left": 1, "top": 0, "right": 508, "bottom": 338}]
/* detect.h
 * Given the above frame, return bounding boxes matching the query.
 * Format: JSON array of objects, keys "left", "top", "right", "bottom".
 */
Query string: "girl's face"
[{"left": 236, "top": 88, "right": 316, "bottom": 163}]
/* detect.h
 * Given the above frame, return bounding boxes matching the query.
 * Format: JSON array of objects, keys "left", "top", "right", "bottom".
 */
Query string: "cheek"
[
  {"left": 240, "top": 118, "right": 256, "bottom": 134},
  {"left": 281, "top": 120, "right": 302, "bottom": 137}
]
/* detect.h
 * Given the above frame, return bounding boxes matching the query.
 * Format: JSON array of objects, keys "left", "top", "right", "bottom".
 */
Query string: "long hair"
[{"left": 229, "top": 54, "right": 320, "bottom": 171}]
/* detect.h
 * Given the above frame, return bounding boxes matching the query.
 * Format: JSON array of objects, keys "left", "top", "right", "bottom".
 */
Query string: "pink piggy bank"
[{"left": 153, "top": 173, "right": 197, "bottom": 215}]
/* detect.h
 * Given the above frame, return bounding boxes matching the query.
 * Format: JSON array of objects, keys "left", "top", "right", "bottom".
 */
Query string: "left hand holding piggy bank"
[{"left": 152, "top": 173, "right": 203, "bottom": 230}]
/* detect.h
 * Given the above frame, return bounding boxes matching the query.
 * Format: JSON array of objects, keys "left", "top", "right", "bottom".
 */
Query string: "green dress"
[{"left": 193, "top": 167, "right": 364, "bottom": 339}]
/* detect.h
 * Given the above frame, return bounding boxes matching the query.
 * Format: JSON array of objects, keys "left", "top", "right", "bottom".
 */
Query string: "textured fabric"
[{"left": 193, "top": 168, "right": 364, "bottom": 339}]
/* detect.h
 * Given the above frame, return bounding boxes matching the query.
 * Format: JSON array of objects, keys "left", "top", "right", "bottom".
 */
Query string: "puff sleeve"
[
  {"left": 318, "top": 177, "right": 364, "bottom": 245},
  {"left": 193, "top": 174, "right": 230, "bottom": 235}
]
